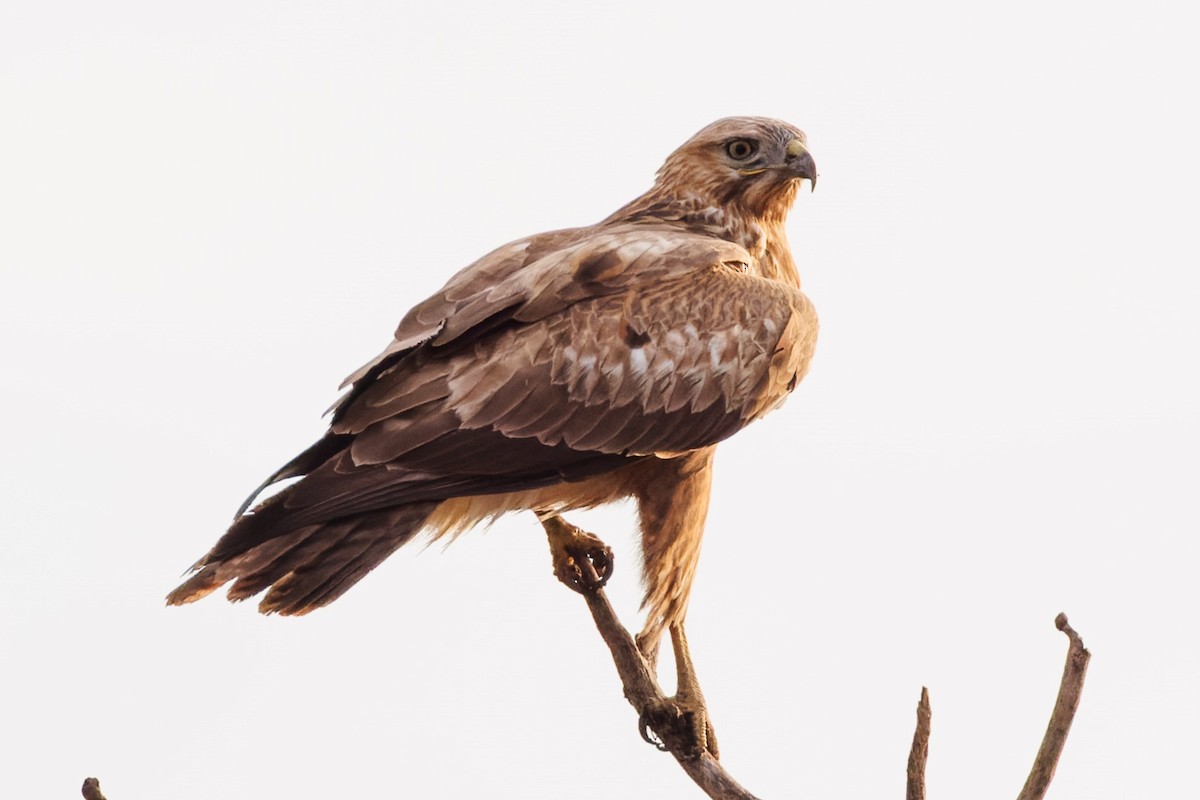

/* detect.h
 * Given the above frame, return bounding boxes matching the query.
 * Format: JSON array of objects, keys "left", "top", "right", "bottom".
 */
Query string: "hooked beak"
[{"left": 786, "top": 138, "right": 817, "bottom": 191}]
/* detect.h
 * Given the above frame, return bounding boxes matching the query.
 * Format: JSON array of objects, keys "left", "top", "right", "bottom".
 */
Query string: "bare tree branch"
[
  {"left": 906, "top": 687, "right": 931, "bottom": 800},
  {"left": 565, "top": 552, "right": 763, "bottom": 800},
  {"left": 560, "top": 522, "right": 1095, "bottom": 800},
  {"left": 81, "top": 777, "right": 107, "bottom": 800},
  {"left": 95, "top": 570, "right": 1091, "bottom": 798},
  {"left": 1016, "top": 613, "right": 1091, "bottom": 800},
  {"left": 903, "top": 615, "right": 1091, "bottom": 800}
]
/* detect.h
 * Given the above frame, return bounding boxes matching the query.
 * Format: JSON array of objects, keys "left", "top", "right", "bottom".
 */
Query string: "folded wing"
[{"left": 188, "top": 223, "right": 815, "bottom": 578}]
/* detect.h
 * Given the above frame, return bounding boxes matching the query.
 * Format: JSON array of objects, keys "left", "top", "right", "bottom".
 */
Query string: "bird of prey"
[{"left": 169, "top": 116, "right": 818, "bottom": 755}]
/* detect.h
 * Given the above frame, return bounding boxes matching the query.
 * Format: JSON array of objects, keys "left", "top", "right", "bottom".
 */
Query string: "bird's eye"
[{"left": 724, "top": 139, "right": 758, "bottom": 161}]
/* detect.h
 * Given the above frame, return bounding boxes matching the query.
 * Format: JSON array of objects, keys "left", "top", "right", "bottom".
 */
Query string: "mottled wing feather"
[
  {"left": 357, "top": 252, "right": 805, "bottom": 447},
  {"left": 334, "top": 225, "right": 744, "bottom": 409}
]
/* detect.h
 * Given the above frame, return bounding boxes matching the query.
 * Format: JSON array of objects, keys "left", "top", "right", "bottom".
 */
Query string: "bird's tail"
[{"left": 166, "top": 496, "right": 438, "bottom": 615}]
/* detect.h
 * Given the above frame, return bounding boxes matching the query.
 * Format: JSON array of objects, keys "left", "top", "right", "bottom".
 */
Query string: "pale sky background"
[{"left": 2, "top": 1, "right": 1198, "bottom": 798}]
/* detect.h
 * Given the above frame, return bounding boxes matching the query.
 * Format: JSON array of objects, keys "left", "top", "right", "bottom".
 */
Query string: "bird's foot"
[
  {"left": 541, "top": 515, "right": 613, "bottom": 594},
  {"left": 638, "top": 694, "right": 720, "bottom": 760}
]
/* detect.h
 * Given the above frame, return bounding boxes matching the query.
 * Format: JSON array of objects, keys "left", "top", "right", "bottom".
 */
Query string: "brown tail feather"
[
  {"left": 224, "top": 526, "right": 326, "bottom": 601},
  {"left": 166, "top": 503, "right": 437, "bottom": 614},
  {"left": 166, "top": 524, "right": 319, "bottom": 606}
]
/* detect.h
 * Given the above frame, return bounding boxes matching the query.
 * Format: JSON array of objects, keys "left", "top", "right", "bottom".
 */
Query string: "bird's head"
[{"left": 654, "top": 116, "right": 817, "bottom": 221}]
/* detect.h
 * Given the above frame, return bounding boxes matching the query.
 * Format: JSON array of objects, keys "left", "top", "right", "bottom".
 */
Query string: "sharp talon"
[{"left": 638, "top": 711, "right": 670, "bottom": 751}]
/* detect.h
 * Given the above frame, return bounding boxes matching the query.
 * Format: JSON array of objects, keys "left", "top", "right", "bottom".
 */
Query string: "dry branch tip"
[
  {"left": 906, "top": 686, "right": 931, "bottom": 800},
  {"left": 1015, "top": 613, "right": 1092, "bottom": 800},
  {"left": 82, "top": 777, "right": 107, "bottom": 800}
]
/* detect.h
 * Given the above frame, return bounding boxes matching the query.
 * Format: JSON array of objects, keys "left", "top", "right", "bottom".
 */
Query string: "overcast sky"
[{"left": 3, "top": 1, "right": 1198, "bottom": 798}]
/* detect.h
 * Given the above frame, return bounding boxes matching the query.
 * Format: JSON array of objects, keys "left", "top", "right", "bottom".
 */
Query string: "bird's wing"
[
  {"left": 243, "top": 225, "right": 816, "bottom": 536},
  {"left": 336, "top": 225, "right": 757, "bottom": 395}
]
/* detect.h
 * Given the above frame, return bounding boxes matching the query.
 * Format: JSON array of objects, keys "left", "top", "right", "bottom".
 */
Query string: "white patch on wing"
[
  {"left": 600, "top": 359, "right": 629, "bottom": 406},
  {"left": 629, "top": 347, "right": 649, "bottom": 375},
  {"left": 708, "top": 332, "right": 727, "bottom": 369}
]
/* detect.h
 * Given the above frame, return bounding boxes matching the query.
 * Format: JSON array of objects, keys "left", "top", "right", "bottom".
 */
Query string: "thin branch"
[
  {"left": 906, "top": 687, "right": 931, "bottom": 800},
  {"left": 1016, "top": 613, "right": 1091, "bottom": 800},
  {"left": 566, "top": 551, "right": 763, "bottom": 800},
  {"left": 81, "top": 778, "right": 108, "bottom": 800}
]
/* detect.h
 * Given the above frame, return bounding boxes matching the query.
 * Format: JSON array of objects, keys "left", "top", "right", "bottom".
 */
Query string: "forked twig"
[{"left": 902, "top": 613, "right": 1091, "bottom": 799}]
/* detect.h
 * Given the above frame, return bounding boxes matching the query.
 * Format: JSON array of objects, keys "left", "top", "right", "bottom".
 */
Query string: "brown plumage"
[{"left": 168, "top": 116, "right": 818, "bottom": 660}]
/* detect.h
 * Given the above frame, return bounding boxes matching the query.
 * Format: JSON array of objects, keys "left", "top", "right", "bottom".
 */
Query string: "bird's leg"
[
  {"left": 539, "top": 513, "right": 613, "bottom": 594},
  {"left": 636, "top": 622, "right": 720, "bottom": 759},
  {"left": 669, "top": 622, "right": 719, "bottom": 759}
]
